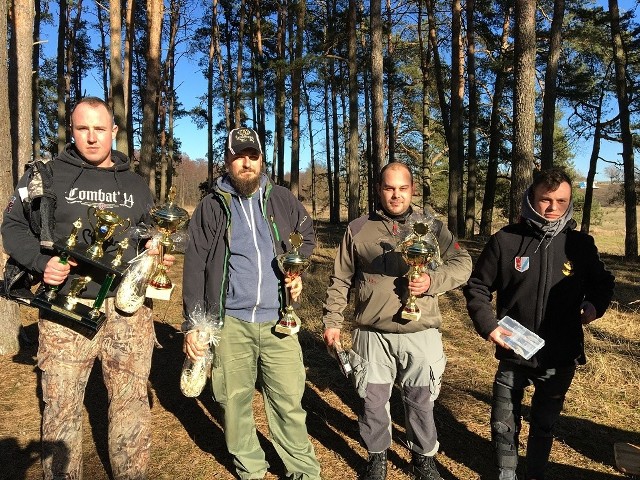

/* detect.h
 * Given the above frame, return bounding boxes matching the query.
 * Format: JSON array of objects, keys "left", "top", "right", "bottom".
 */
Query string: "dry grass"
[{"left": 0, "top": 217, "right": 638, "bottom": 480}]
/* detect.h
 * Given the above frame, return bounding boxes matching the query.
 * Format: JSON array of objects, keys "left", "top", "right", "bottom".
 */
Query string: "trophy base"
[
  {"left": 146, "top": 284, "right": 175, "bottom": 301},
  {"left": 54, "top": 241, "right": 127, "bottom": 276},
  {"left": 401, "top": 309, "right": 421, "bottom": 322},
  {"left": 275, "top": 321, "right": 300, "bottom": 335},
  {"left": 32, "top": 292, "right": 106, "bottom": 338}
]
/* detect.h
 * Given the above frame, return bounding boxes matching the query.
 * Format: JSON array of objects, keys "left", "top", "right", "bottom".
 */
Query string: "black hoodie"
[{"left": 2, "top": 144, "right": 154, "bottom": 299}]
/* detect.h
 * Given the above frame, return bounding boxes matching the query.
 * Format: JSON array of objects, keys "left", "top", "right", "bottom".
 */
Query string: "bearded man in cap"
[{"left": 182, "top": 127, "right": 321, "bottom": 480}]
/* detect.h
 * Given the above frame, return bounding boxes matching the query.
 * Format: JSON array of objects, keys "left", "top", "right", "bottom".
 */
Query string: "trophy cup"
[
  {"left": 32, "top": 209, "right": 133, "bottom": 338},
  {"left": 86, "top": 207, "right": 131, "bottom": 259},
  {"left": 147, "top": 186, "right": 189, "bottom": 299},
  {"left": 275, "top": 232, "right": 311, "bottom": 335},
  {"left": 401, "top": 221, "right": 437, "bottom": 321}
]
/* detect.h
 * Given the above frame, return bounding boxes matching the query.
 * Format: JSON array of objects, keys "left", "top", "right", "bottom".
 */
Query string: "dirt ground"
[{"left": 0, "top": 225, "right": 638, "bottom": 480}]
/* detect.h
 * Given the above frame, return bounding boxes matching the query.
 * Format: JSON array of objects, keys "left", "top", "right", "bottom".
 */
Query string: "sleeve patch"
[{"left": 5, "top": 195, "right": 16, "bottom": 213}]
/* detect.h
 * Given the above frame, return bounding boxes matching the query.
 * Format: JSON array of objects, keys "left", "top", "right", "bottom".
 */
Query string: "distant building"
[{"left": 578, "top": 180, "right": 599, "bottom": 189}]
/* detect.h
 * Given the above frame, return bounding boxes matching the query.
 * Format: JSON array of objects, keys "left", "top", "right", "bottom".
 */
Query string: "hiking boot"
[
  {"left": 411, "top": 453, "right": 442, "bottom": 480},
  {"left": 360, "top": 451, "right": 387, "bottom": 480}
]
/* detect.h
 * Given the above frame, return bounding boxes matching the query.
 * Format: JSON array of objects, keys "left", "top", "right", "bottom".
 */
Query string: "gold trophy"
[
  {"left": 147, "top": 186, "right": 189, "bottom": 298},
  {"left": 62, "top": 276, "right": 91, "bottom": 311},
  {"left": 86, "top": 207, "right": 131, "bottom": 259},
  {"left": 401, "top": 221, "right": 437, "bottom": 321},
  {"left": 33, "top": 209, "right": 133, "bottom": 338},
  {"left": 275, "top": 232, "right": 311, "bottom": 335}
]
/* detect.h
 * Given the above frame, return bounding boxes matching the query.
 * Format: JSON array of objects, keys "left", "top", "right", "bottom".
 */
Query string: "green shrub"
[{"left": 573, "top": 190, "right": 603, "bottom": 226}]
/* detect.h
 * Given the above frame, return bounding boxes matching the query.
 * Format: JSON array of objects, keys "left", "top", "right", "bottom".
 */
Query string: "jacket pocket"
[
  {"left": 428, "top": 352, "right": 447, "bottom": 400},
  {"left": 348, "top": 349, "right": 369, "bottom": 399}
]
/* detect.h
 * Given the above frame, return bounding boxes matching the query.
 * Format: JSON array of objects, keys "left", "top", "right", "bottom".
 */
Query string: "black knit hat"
[{"left": 227, "top": 127, "right": 262, "bottom": 155}]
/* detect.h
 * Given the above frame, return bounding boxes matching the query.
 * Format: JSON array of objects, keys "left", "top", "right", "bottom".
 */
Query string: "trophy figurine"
[
  {"left": 275, "top": 232, "right": 311, "bottom": 335},
  {"left": 63, "top": 276, "right": 91, "bottom": 311},
  {"left": 86, "top": 206, "right": 131, "bottom": 259},
  {"left": 147, "top": 186, "right": 189, "bottom": 295},
  {"left": 401, "top": 221, "right": 437, "bottom": 321}
]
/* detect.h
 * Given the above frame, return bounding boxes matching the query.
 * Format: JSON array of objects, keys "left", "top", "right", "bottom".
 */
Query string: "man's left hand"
[
  {"left": 145, "top": 240, "right": 176, "bottom": 268},
  {"left": 409, "top": 272, "right": 431, "bottom": 296},
  {"left": 285, "top": 276, "right": 303, "bottom": 302},
  {"left": 580, "top": 301, "right": 597, "bottom": 324}
]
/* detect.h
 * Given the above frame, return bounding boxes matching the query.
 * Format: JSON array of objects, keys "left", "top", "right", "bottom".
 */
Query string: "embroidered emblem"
[
  {"left": 514, "top": 256, "right": 529, "bottom": 272},
  {"left": 5, "top": 195, "right": 16, "bottom": 213},
  {"left": 562, "top": 261, "right": 574, "bottom": 276}
]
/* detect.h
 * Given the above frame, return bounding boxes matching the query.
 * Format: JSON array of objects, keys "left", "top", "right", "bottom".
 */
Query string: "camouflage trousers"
[{"left": 37, "top": 298, "right": 155, "bottom": 480}]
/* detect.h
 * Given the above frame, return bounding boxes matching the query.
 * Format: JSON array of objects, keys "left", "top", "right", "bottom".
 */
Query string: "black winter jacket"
[{"left": 464, "top": 219, "right": 614, "bottom": 368}]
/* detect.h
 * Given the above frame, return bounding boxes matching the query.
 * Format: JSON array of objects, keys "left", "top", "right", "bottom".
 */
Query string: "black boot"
[
  {"left": 411, "top": 453, "right": 442, "bottom": 480},
  {"left": 360, "top": 451, "right": 387, "bottom": 480}
]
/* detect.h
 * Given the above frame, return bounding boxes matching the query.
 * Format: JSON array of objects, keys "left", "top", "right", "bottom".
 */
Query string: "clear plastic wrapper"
[
  {"left": 115, "top": 238, "right": 159, "bottom": 313},
  {"left": 180, "top": 305, "right": 222, "bottom": 397}
]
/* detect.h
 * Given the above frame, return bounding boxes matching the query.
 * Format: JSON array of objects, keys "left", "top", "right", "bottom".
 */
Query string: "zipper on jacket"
[{"left": 270, "top": 215, "right": 281, "bottom": 242}]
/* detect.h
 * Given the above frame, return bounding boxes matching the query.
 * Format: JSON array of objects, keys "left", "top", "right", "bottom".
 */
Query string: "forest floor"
[{"left": 0, "top": 204, "right": 638, "bottom": 480}]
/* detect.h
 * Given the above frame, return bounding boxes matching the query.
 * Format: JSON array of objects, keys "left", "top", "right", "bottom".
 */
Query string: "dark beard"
[{"left": 229, "top": 172, "right": 261, "bottom": 197}]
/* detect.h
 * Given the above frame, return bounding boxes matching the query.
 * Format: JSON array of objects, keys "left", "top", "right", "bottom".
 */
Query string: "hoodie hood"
[
  {"left": 521, "top": 186, "right": 575, "bottom": 247},
  {"left": 58, "top": 143, "right": 131, "bottom": 172}
]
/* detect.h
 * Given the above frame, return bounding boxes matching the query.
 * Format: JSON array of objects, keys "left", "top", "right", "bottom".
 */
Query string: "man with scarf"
[
  {"left": 323, "top": 162, "right": 472, "bottom": 480},
  {"left": 464, "top": 168, "right": 615, "bottom": 480}
]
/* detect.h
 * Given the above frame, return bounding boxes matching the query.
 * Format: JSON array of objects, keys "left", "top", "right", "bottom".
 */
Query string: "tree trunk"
[
  {"left": 56, "top": 0, "right": 67, "bottom": 155},
  {"left": 581, "top": 117, "right": 602, "bottom": 234},
  {"left": 11, "top": 0, "right": 35, "bottom": 180},
  {"left": 386, "top": 1, "right": 395, "bottom": 165},
  {"left": 510, "top": 0, "right": 536, "bottom": 224},
  {"left": 124, "top": 0, "right": 135, "bottom": 158},
  {"left": 330, "top": 59, "right": 340, "bottom": 223},
  {"left": 479, "top": 8, "right": 510, "bottom": 236},
  {"left": 608, "top": 0, "right": 638, "bottom": 257},
  {"left": 347, "top": 0, "right": 359, "bottom": 221},
  {"left": 0, "top": 0, "right": 21, "bottom": 355},
  {"left": 418, "top": 0, "right": 432, "bottom": 206},
  {"left": 540, "top": 0, "right": 565, "bottom": 170},
  {"left": 323, "top": 64, "right": 334, "bottom": 220},
  {"left": 97, "top": 3, "right": 108, "bottom": 99},
  {"left": 290, "top": 0, "right": 305, "bottom": 199},
  {"left": 449, "top": 0, "right": 463, "bottom": 236},
  {"left": 139, "top": 0, "right": 164, "bottom": 194},
  {"left": 234, "top": 0, "right": 245, "bottom": 128},
  {"left": 110, "top": 0, "right": 128, "bottom": 155},
  {"left": 68, "top": 1, "right": 84, "bottom": 103},
  {"left": 274, "top": 1, "right": 286, "bottom": 184},
  {"left": 31, "top": 0, "right": 41, "bottom": 161},
  {"left": 427, "top": 0, "right": 450, "bottom": 145},
  {"left": 465, "top": 0, "right": 477, "bottom": 237},
  {"left": 253, "top": 0, "right": 266, "bottom": 158},
  {"left": 302, "top": 79, "right": 317, "bottom": 219},
  {"left": 370, "top": 0, "right": 385, "bottom": 185}
]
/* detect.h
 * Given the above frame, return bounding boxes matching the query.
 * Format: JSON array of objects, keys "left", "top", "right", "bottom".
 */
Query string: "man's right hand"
[
  {"left": 488, "top": 326, "right": 513, "bottom": 350},
  {"left": 323, "top": 327, "right": 341, "bottom": 348},
  {"left": 43, "top": 256, "right": 77, "bottom": 285},
  {"left": 183, "top": 330, "right": 208, "bottom": 362}
]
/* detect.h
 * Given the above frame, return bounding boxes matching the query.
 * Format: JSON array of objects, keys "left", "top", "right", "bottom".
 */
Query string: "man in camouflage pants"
[{"left": 2, "top": 97, "right": 172, "bottom": 479}]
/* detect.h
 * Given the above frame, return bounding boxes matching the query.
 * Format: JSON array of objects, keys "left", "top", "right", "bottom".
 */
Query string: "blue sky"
[{"left": 39, "top": 0, "right": 637, "bottom": 181}]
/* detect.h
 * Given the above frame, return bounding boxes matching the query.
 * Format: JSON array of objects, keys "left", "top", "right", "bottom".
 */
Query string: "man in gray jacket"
[
  {"left": 323, "top": 162, "right": 472, "bottom": 480},
  {"left": 182, "top": 127, "right": 320, "bottom": 480}
]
